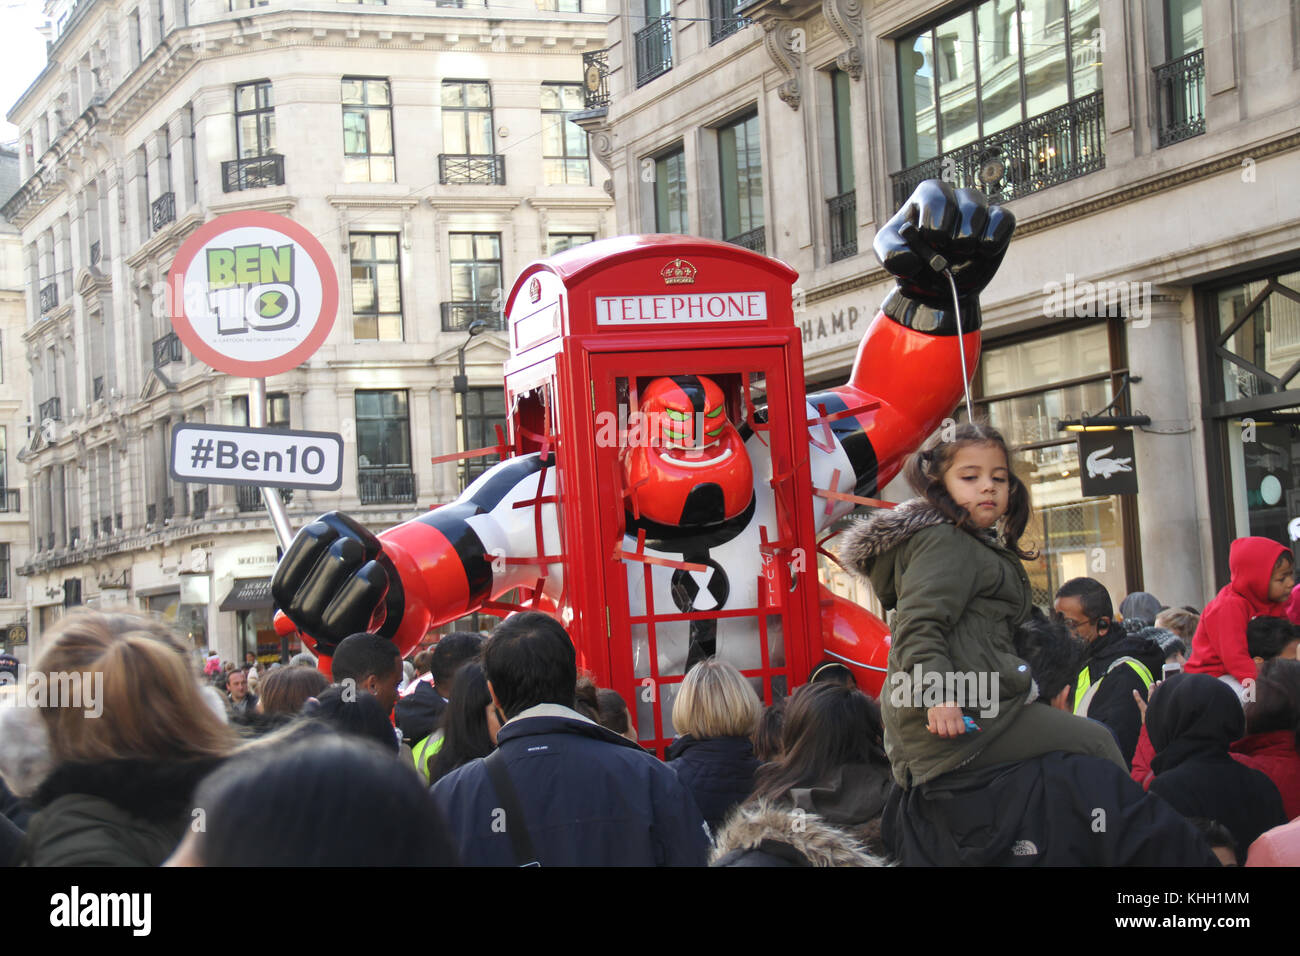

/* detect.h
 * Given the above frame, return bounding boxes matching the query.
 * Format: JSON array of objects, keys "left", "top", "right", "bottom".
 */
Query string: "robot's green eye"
[
  {"left": 705, "top": 406, "right": 724, "bottom": 418},
  {"left": 665, "top": 408, "right": 689, "bottom": 421},
  {"left": 706, "top": 425, "right": 725, "bottom": 437}
]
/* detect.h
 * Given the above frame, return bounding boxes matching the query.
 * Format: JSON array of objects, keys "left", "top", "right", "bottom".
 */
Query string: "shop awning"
[{"left": 219, "top": 578, "right": 275, "bottom": 612}]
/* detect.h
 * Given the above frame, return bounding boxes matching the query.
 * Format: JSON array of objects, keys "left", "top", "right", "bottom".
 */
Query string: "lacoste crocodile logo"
[{"left": 1086, "top": 446, "right": 1133, "bottom": 480}]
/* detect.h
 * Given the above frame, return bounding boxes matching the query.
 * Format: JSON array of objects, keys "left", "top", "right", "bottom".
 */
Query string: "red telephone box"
[{"left": 501, "top": 235, "right": 823, "bottom": 753}]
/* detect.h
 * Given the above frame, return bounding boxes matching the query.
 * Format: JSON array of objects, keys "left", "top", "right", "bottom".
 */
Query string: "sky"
[{"left": 0, "top": 0, "right": 52, "bottom": 144}]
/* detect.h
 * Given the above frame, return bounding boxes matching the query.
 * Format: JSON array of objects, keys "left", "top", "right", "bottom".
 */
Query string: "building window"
[
  {"left": 1155, "top": 0, "right": 1205, "bottom": 147},
  {"left": 130, "top": 10, "right": 142, "bottom": 67},
  {"left": 546, "top": 233, "right": 594, "bottom": 255},
  {"left": 541, "top": 84, "right": 590, "bottom": 185},
  {"left": 355, "top": 390, "right": 415, "bottom": 504},
  {"left": 827, "top": 69, "right": 857, "bottom": 262},
  {"left": 966, "top": 321, "right": 1134, "bottom": 605},
  {"left": 233, "top": 393, "right": 290, "bottom": 428},
  {"left": 459, "top": 387, "right": 506, "bottom": 489},
  {"left": 342, "top": 77, "right": 395, "bottom": 183},
  {"left": 537, "top": 0, "right": 581, "bottom": 9},
  {"left": 0, "top": 544, "right": 8, "bottom": 599},
  {"left": 652, "top": 146, "right": 687, "bottom": 234},
  {"left": 635, "top": 0, "right": 673, "bottom": 87},
  {"left": 440, "top": 81, "right": 503, "bottom": 185},
  {"left": 349, "top": 233, "right": 403, "bottom": 340},
  {"left": 894, "top": 0, "right": 1104, "bottom": 202},
  {"left": 235, "top": 80, "right": 275, "bottom": 158},
  {"left": 445, "top": 233, "right": 502, "bottom": 331},
  {"left": 719, "top": 112, "right": 764, "bottom": 252}
]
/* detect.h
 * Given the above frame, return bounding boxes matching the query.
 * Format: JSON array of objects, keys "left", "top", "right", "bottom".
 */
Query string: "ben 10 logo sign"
[{"left": 205, "top": 242, "right": 300, "bottom": 334}]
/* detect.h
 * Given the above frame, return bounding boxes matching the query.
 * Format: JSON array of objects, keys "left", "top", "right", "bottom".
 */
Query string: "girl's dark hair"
[
  {"left": 427, "top": 660, "right": 495, "bottom": 784},
  {"left": 303, "top": 686, "right": 399, "bottom": 753},
  {"left": 192, "top": 731, "right": 458, "bottom": 866},
  {"left": 1247, "top": 617, "right": 1298, "bottom": 661},
  {"left": 1245, "top": 657, "right": 1300, "bottom": 750},
  {"left": 903, "top": 421, "right": 1037, "bottom": 560},
  {"left": 574, "top": 675, "right": 600, "bottom": 723},
  {"left": 596, "top": 688, "right": 631, "bottom": 735},
  {"left": 752, "top": 696, "right": 787, "bottom": 764},
  {"left": 750, "top": 683, "right": 887, "bottom": 803},
  {"left": 258, "top": 666, "right": 330, "bottom": 716}
]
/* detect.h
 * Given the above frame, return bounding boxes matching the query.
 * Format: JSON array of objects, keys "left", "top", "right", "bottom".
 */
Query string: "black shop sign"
[{"left": 1077, "top": 429, "right": 1139, "bottom": 496}]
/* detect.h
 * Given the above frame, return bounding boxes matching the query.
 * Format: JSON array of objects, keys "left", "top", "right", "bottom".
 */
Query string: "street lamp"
[{"left": 455, "top": 319, "right": 491, "bottom": 489}]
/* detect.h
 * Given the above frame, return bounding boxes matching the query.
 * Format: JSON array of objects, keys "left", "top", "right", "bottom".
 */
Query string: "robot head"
[{"left": 623, "top": 375, "right": 753, "bottom": 527}]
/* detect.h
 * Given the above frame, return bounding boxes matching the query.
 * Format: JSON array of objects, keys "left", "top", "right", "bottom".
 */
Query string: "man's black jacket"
[{"left": 1077, "top": 626, "right": 1165, "bottom": 768}]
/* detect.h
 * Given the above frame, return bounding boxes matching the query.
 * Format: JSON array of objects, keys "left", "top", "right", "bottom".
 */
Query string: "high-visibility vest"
[
  {"left": 1074, "top": 656, "right": 1155, "bottom": 717},
  {"left": 412, "top": 730, "right": 445, "bottom": 781}
]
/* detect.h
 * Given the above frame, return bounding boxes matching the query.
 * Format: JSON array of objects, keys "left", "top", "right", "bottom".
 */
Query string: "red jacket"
[
  {"left": 1131, "top": 723, "right": 1156, "bottom": 790},
  {"left": 1231, "top": 730, "right": 1300, "bottom": 821},
  {"left": 1186, "top": 537, "right": 1290, "bottom": 685}
]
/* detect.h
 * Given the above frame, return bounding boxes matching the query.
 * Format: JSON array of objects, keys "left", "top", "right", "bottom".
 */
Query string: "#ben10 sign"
[{"left": 167, "top": 211, "right": 338, "bottom": 378}]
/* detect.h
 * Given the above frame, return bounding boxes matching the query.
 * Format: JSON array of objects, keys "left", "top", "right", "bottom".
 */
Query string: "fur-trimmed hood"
[
  {"left": 30, "top": 756, "right": 224, "bottom": 824},
  {"left": 710, "top": 800, "right": 889, "bottom": 867},
  {"left": 836, "top": 497, "right": 993, "bottom": 580}
]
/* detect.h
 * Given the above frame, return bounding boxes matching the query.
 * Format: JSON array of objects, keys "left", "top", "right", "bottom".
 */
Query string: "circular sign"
[
  {"left": 167, "top": 211, "right": 338, "bottom": 378},
  {"left": 1261, "top": 473, "right": 1283, "bottom": 506}
]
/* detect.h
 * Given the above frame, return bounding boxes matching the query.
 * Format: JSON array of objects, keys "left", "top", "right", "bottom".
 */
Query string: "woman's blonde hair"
[
  {"left": 33, "top": 609, "right": 236, "bottom": 764},
  {"left": 672, "top": 658, "right": 762, "bottom": 740}
]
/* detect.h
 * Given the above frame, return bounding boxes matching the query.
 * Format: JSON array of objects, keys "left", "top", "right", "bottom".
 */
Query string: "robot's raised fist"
[
  {"left": 270, "top": 511, "right": 406, "bottom": 656},
  {"left": 873, "top": 179, "right": 1015, "bottom": 311}
]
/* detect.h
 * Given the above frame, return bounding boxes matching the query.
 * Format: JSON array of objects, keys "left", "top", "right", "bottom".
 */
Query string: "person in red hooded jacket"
[{"left": 1186, "top": 537, "right": 1294, "bottom": 692}]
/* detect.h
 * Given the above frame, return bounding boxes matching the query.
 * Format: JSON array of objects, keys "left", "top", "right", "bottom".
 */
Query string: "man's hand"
[
  {"left": 926, "top": 703, "right": 969, "bottom": 738},
  {"left": 270, "top": 511, "right": 405, "bottom": 656},
  {"left": 873, "top": 179, "right": 1015, "bottom": 311}
]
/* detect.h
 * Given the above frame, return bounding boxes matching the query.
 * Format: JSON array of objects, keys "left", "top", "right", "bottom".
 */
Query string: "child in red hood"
[{"left": 1186, "top": 537, "right": 1294, "bottom": 689}]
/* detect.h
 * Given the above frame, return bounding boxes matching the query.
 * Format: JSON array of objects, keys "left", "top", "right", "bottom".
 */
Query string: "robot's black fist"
[
  {"left": 873, "top": 179, "right": 1016, "bottom": 311},
  {"left": 271, "top": 511, "right": 404, "bottom": 655}
]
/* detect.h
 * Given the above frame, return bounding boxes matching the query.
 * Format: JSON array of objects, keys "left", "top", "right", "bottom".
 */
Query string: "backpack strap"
[{"left": 483, "top": 748, "right": 540, "bottom": 867}]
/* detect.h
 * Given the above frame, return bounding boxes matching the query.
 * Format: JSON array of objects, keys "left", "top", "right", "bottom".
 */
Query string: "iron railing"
[
  {"left": 358, "top": 467, "right": 416, "bottom": 505},
  {"left": 222, "top": 154, "right": 286, "bottom": 192},
  {"left": 1154, "top": 50, "right": 1205, "bottom": 147},
  {"left": 0, "top": 489, "right": 19, "bottom": 512},
  {"left": 153, "top": 332, "right": 183, "bottom": 367},
  {"left": 827, "top": 190, "right": 857, "bottom": 262},
  {"left": 709, "top": 0, "right": 749, "bottom": 44},
  {"left": 39, "top": 282, "right": 58, "bottom": 314},
  {"left": 890, "top": 92, "right": 1105, "bottom": 207},
  {"left": 438, "top": 154, "right": 506, "bottom": 185},
  {"left": 39, "top": 397, "right": 61, "bottom": 422},
  {"left": 635, "top": 16, "right": 672, "bottom": 88},
  {"left": 441, "top": 300, "right": 504, "bottom": 332},
  {"left": 151, "top": 191, "right": 176, "bottom": 232},
  {"left": 726, "top": 226, "right": 766, "bottom": 255},
  {"left": 582, "top": 48, "right": 610, "bottom": 111},
  {"left": 237, "top": 485, "right": 292, "bottom": 513},
  {"left": 89, "top": 240, "right": 101, "bottom": 266}
]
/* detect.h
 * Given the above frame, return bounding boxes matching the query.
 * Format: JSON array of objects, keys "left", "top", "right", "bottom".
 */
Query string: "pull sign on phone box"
[{"left": 171, "top": 423, "right": 344, "bottom": 491}]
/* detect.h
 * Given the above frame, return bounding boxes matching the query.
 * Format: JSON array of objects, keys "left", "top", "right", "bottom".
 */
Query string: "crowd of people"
[{"left": 4, "top": 424, "right": 1300, "bottom": 867}]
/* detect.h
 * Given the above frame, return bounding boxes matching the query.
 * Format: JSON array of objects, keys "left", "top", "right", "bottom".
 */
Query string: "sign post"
[{"left": 167, "top": 212, "right": 339, "bottom": 551}]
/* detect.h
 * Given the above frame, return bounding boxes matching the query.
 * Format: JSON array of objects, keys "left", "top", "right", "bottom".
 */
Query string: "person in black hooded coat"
[{"left": 1147, "top": 672, "right": 1287, "bottom": 863}]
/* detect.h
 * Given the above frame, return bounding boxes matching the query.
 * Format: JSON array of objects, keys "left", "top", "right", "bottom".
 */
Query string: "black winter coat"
[
  {"left": 430, "top": 706, "right": 710, "bottom": 866},
  {"left": 666, "top": 735, "right": 758, "bottom": 834},
  {"left": 1148, "top": 673, "right": 1287, "bottom": 863},
  {"left": 882, "top": 745, "right": 1220, "bottom": 866},
  {"left": 1077, "top": 626, "right": 1166, "bottom": 768},
  {"left": 395, "top": 681, "right": 446, "bottom": 746}
]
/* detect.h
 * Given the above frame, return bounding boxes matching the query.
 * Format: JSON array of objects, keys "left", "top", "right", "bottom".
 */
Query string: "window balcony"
[
  {"left": 1154, "top": 50, "right": 1205, "bottom": 148},
  {"left": 222, "top": 154, "right": 286, "bottom": 192},
  {"left": 441, "top": 300, "right": 504, "bottom": 332},
  {"left": 39, "top": 396, "right": 61, "bottom": 422},
  {"left": 582, "top": 48, "right": 610, "bottom": 111},
  {"left": 153, "top": 332, "right": 183, "bottom": 368},
  {"left": 162, "top": 496, "right": 174, "bottom": 521},
  {"left": 39, "top": 281, "right": 58, "bottom": 314},
  {"left": 0, "top": 489, "right": 20, "bottom": 512},
  {"left": 100, "top": 516, "right": 113, "bottom": 536},
  {"left": 146, "top": 503, "right": 156, "bottom": 525},
  {"left": 709, "top": 0, "right": 749, "bottom": 44},
  {"left": 69, "top": 526, "right": 80, "bottom": 547},
  {"left": 438, "top": 154, "right": 506, "bottom": 185},
  {"left": 827, "top": 190, "right": 857, "bottom": 263},
  {"left": 151, "top": 191, "right": 176, "bottom": 232},
  {"left": 726, "top": 226, "right": 766, "bottom": 255},
  {"left": 635, "top": 16, "right": 673, "bottom": 88},
  {"left": 890, "top": 92, "right": 1105, "bottom": 208},
  {"left": 358, "top": 466, "right": 416, "bottom": 505},
  {"left": 237, "top": 485, "right": 292, "bottom": 513}
]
